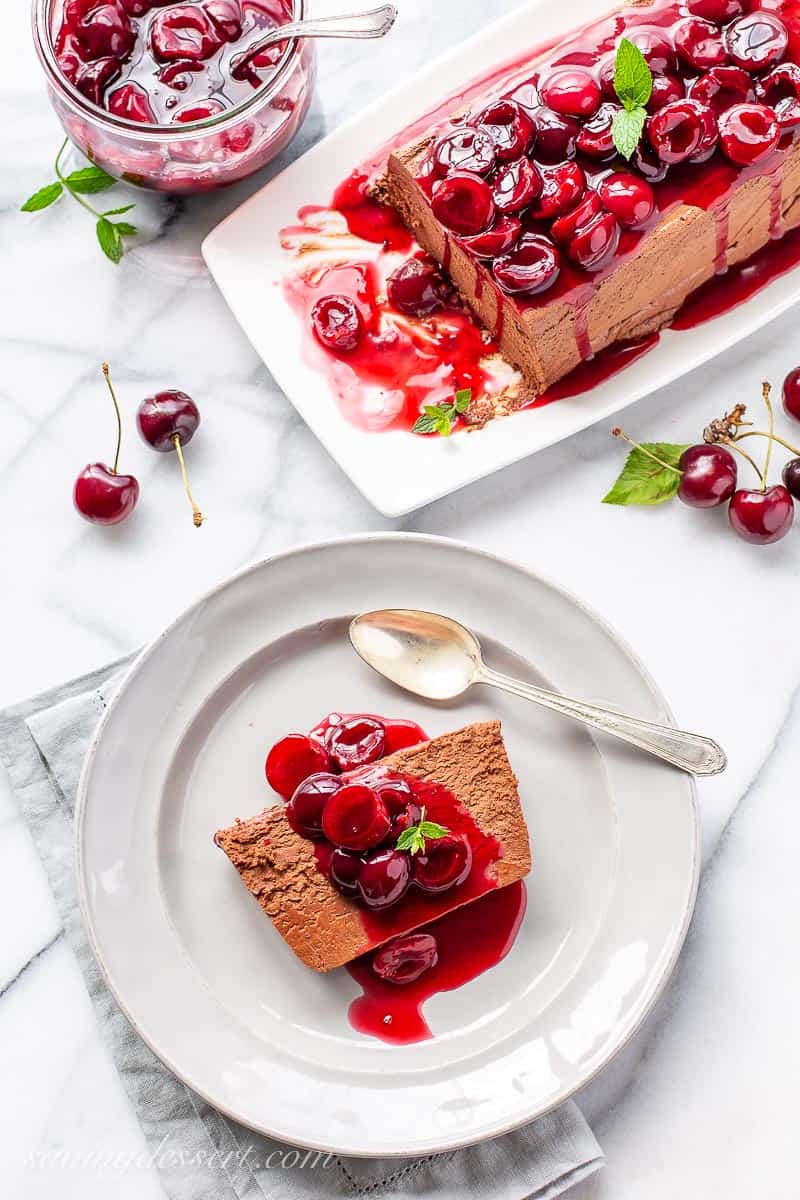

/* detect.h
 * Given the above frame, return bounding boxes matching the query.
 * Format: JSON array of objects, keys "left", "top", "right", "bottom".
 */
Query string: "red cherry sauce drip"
[
  {"left": 282, "top": 173, "right": 499, "bottom": 434},
  {"left": 346, "top": 880, "right": 527, "bottom": 1044}
]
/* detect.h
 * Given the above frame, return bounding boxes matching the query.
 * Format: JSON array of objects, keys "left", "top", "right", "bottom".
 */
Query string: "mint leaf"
[
  {"left": 103, "top": 204, "right": 135, "bottom": 216},
  {"left": 612, "top": 106, "right": 647, "bottom": 160},
  {"left": 395, "top": 808, "right": 450, "bottom": 855},
  {"left": 412, "top": 414, "right": 441, "bottom": 434},
  {"left": 454, "top": 388, "right": 472, "bottom": 415},
  {"left": 614, "top": 37, "right": 652, "bottom": 109},
  {"left": 96, "top": 217, "right": 123, "bottom": 264},
  {"left": 21, "top": 182, "right": 63, "bottom": 212},
  {"left": 67, "top": 165, "right": 116, "bottom": 194},
  {"left": 115, "top": 222, "right": 138, "bottom": 237},
  {"left": 603, "top": 442, "right": 689, "bottom": 506}
]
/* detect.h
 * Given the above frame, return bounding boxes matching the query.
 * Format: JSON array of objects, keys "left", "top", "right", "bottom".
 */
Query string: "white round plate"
[{"left": 76, "top": 534, "right": 699, "bottom": 1158}]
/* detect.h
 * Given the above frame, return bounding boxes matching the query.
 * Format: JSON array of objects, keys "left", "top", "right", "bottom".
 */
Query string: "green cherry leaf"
[
  {"left": 614, "top": 37, "right": 653, "bottom": 110},
  {"left": 20, "top": 182, "right": 63, "bottom": 212},
  {"left": 603, "top": 442, "right": 690, "bottom": 506},
  {"left": 612, "top": 106, "right": 647, "bottom": 160},
  {"left": 96, "top": 217, "right": 123, "bottom": 264},
  {"left": 66, "top": 165, "right": 117, "bottom": 194}
]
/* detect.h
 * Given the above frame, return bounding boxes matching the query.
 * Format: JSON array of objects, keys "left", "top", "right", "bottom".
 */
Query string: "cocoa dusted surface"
[{"left": 214, "top": 721, "right": 531, "bottom": 972}]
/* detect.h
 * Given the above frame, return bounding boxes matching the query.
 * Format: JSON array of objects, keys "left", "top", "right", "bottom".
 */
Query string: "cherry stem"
[
  {"left": 735, "top": 429, "right": 800, "bottom": 457},
  {"left": 611, "top": 427, "right": 682, "bottom": 475},
  {"left": 101, "top": 363, "right": 122, "bottom": 475},
  {"left": 717, "top": 435, "right": 764, "bottom": 483},
  {"left": 172, "top": 435, "right": 204, "bottom": 528},
  {"left": 759, "top": 381, "right": 774, "bottom": 493}
]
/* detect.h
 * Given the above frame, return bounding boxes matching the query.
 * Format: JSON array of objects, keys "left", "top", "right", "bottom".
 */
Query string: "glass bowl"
[{"left": 32, "top": 0, "right": 316, "bottom": 194}]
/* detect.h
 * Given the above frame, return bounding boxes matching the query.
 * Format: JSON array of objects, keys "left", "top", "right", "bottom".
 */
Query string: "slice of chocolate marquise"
[{"left": 215, "top": 720, "right": 531, "bottom": 972}]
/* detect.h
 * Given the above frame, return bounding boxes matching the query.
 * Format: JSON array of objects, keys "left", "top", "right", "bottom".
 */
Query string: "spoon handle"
[
  {"left": 233, "top": 5, "right": 397, "bottom": 75},
  {"left": 479, "top": 666, "right": 726, "bottom": 776}
]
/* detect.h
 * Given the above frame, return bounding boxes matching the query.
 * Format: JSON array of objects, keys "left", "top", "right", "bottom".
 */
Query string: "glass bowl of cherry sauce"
[{"left": 32, "top": 0, "right": 316, "bottom": 194}]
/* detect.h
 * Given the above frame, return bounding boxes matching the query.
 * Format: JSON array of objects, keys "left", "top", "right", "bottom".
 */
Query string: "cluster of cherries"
[
  {"left": 55, "top": 0, "right": 282, "bottom": 123},
  {"left": 265, "top": 716, "right": 473, "bottom": 914},
  {"left": 407, "top": 4, "right": 799, "bottom": 298},
  {"left": 619, "top": 366, "right": 800, "bottom": 544},
  {"left": 73, "top": 365, "right": 204, "bottom": 527}
]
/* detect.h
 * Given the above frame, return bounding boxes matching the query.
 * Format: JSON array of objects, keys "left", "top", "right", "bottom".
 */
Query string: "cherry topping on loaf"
[
  {"left": 474, "top": 99, "right": 535, "bottom": 161},
  {"left": 528, "top": 106, "right": 579, "bottom": 162},
  {"left": 431, "top": 172, "right": 495, "bottom": 234},
  {"left": 413, "top": 834, "right": 472, "bottom": 894},
  {"left": 386, "top": 259, "right": 443, "bottom": 317},
  {"left": 757, "top": 63, "right": 800, "bottom": 130},
  {"left": 566, "top": 211, "right": 621, "bottom": 271},
  {"left": 491, "top": 157, "right": 542, "bottom": 213},
  {"left": 326, "top": 717, "right": 387, "bottom": 771},
  {"left": 576, "top": 103, "right": 620, "bottom": 159},
  {"left": 287, "top": 773, "right": 341, "bottom": 840},
  {"left": 597, "top": 173, "right": 656, "bottom": 229},
  {"left": 493, "top": 233, "right": 561, "bottom": 295},
  {"left": 689, "top": 65, "right": 755, "bottom": 114},
  {"left": 686, "top": 0, "right": 743, "bottom": 23},
  {"left": 675, "top": 17, "right": 729, "bottom": 71},
  {"left": 459, "top": 214, "right": 522, "bottom": 258},
  {"left": 648, "top": 98, "right": 704, "bottom": 163},
  {"left": 718, "top": 102, "right": 780, "bottom": 165},
  {"left": 725, "top": 11, "right": 788, "bottom": 71},
  {"left": 531, "top": 161, "right": 586, "bottom": 218},
  {"left": 266, "top": 735, "right": 331, "bottom": 801},
  {"left": 358, "top": 849, "right": 411, "bottom": 909},
  {"left": 329, "top": 848, "right": 363, "bottom": 897},
  {"left": 648, "top": 74, "right": 685, "bottom": 113},
  {"left": 322, "top": 784, "right": 391, "bottom": 851},
  {"left": 540, "top": 68, "right": 602, "bottom": 118},
  {"left": 432, "top": 127, "right": 496, "bottom": 177}
]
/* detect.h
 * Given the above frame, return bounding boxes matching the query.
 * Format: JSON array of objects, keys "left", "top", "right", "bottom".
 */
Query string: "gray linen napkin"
[{"left": 0, "top": 660, "right": 603, "bottom": 1200}]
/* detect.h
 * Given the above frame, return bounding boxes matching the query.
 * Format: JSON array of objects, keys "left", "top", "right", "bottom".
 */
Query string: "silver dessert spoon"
[
  {"left": 231, "top": 5, "right": 398, "bottom": 78},
  {"left": 349, "top": 609, "right": 727, "bottom": 777}
]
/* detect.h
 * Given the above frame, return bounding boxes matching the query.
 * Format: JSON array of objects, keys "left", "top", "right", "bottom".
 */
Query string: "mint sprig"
[
  {"left": 603, "top": 439, "right": 689, "bottom": 505},
  {"left": 395, "top": 807, "right": 450, "bottom": 855},
  {"left": 412, "top": 387, "right": 472, "bottom": 436},
  {"left": 21, "top": 140, "right": 138, "bottom": 264},
  {"left": 612, "top": 38, "right": 653, "bottom": 160}
]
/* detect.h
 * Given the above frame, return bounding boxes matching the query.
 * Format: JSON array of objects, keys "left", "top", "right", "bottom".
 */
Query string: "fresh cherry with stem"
[
  {"left": 726, "top": 383, "right": 795, "bottom": 545},
  {"left": 136, "top": 390, "right": 204, "bottom": 527},
  {"left": 611, "top": 428, "right": 737, "bottom": 508},
  {"left": 73, "top": 364, "right": 140, "bottom": 526}
]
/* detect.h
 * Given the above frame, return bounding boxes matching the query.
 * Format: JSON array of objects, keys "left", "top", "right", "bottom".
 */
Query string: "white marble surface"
[{"left": 1, "top": 0, "right": 799, "bottom": 1195}]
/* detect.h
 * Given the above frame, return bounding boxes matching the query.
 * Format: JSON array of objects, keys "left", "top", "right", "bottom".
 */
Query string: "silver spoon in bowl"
[
  {"left": 231, "top": 5, "right": 398, "bottom": 79},
  {"left": 349, "top": 609, "right": 727, "bottom": 777}
]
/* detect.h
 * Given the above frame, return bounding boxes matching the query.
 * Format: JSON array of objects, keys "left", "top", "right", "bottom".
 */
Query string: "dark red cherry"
[
  {"left": 529, "top": 106, "right": 579, "bottom": 162},
  {"left": 389, "top": 801, "right": 423, "bottom": 840},
  {"left": 729, "top": 486, "right": 794, "bottom": 545},
  {"left": 648, "top": 74, "right": 684, "bottom": 113},
  {"left": 203, "top": 0, "right": 243, "bottom": 42},
  {"left": 172, "top": 99, "right": 224, "bottom": 124},
  {"left": 386, "top": 258, "right": 443, "bottom": 317},
  {"left": 474, "top": 99, "right": 534, "bottom": 162},
  {"left": 413, "top": 833, "right": 472, "bottom": 894},
  {"left": 150, "top": 4, "right": 222, "bottom": 61},
  {"left": 576, "top": 103, "right": 619, "bottom": 160},
  {"left": 689, "top": 66, "right": 755, "bottom": 115},
  {"left": 55, "top": 27, "right": 86, "bottom": 82},
  {"left": 137, "top": 390, "right": 199, "bottom": 450},
  {"left": 74, "top": 56, "right": 121, "bottom": 104},
  {"left": 493, "top": 234, "right": 560, "bottom": 295},
  {"left": 322, "top": 784, "right": 390, "bottom": 851},
  {"left": 718, "top": 103, "right": 779, "bottom": 165},
  {"left": 677, "top": 445, "right": 738, "bottom": 507},
  {"left": 329, "top": 848, "right": 363, "bottom": 897},
  {"left": 372, "top": 933, "right": 438, "bottom": 984},
  {"left": 566, "top": 211, "right": 620, "bottom": 271},
  {"left": 782, "top": 458, "right": 800, "bottom": 501},
  {"left": 459, "top": 214, "right": 522, "bottom": 258},
  {"left": 598, "top": 173, "right": 656, "bottom": 229},
  {"left": 491, "top": 157, "right": 542, "bottom": 213},
  {"left": 74, "top": 463, "right": 139, "bottom": 525},
  {"left": 108, "top": 81, "right": 155, "bottom": 122},
  {"left": 540, "top": 68, "right": 601, "bottom": 118},
  {"left": 325, "top": 717, "right": 386, "bottom": 771},
  {"left": 550, "top": 191, "right": 602, "bottom": 244},
  {"left": 374, "top": 775, "right": 414, "bottom": 816},
  {"left": 357, "top": 849, "right": 410, "bottom": 910},
  {"left": 675, "top": 18, "right": 728, "bottom": 71},
  {"left": 531, "top": 161, "right": 585, "bottom": 219},
  {"left": 76, "top": 3, "right": 136, "bottom": 60},
  {"left": 725, "top": 11, "right": 788, "bottom": 72},
  {"left": 783, "top": 366, "right": 800, "bottom": 419},
  {"left": 432, "top": 127, "right": 496, "bottom": 177},
  {"left": 648, "top": 99, "right": 703, "bottom": 164},
  {"left": 310, "top": 294, "right": 363, "bottom": 354},
  {"left": 757, "top": 64, "right": 800, "bottom": 130},
  {"left": 686, "top": 0, "right": 743, "bottom": 22},
  {"left": 266, "top": 735, "right": 331, "bottom": 800},
  {"left": 627, "top": 27, "right": 678, "bottom": 75},
  {"left": 431, "top": 172, "right": 494, "bottom": 235},
  {"left": 286, "top": 773, "right": 341, "bottom": 840},
  {"left": 632, "top": 141, "right": 670, "bottom": 183},
  {"left": 687, "top": 99, "right": 719, "bottom": 160}
]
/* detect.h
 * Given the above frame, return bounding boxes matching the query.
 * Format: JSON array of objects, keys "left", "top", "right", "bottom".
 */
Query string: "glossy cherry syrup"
[
  {"left": 281, "top": 0, "right": 800, "bottom": 433},
  {"left": 346, "top": 881, "right": 527, "bottom": 1044},
  {"left": 53, "top": 0, "right": 290, "bottom": 122}
]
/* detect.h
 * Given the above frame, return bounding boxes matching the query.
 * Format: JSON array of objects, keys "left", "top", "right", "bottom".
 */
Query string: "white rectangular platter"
[{"left": 202, "top": 0, "right": 800, "bottom": 516}]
